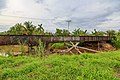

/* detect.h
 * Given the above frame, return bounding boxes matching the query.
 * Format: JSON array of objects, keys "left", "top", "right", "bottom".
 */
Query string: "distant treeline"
[{"left": 0, "top": 21, "right": 120, "bottom": 36}]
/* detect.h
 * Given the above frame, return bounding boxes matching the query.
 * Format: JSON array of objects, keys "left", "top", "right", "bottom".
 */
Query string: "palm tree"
[
  {"left": 14, "top": 23, "right": 25, "bottom": 35},
  {"left": 117, "top": 30, "right": 120, "bottom": 36},
  {"left": 55, "top": 28, "right": 63, "bottom": 35},
  {"left": 72, "top": 28, "right": 88, "bottom": 36},
  {"left": 23, "top": 21, "right": 36, "bottom": 35},
  {"left": 62, "top": 29, "right": 70, "bottom": 36},
  {"left": 7, "top": 26, "right": 16, "bottom": 34},
  {"left": 37, "top": 24, "right": 44, "bottom": 35},
  {"left": 5, "top": 21, "right": 45, "bottom": 35},
  {"left": 91, "top": 29, "right": 105, "bottom": 36},
  {"left": 106, "top": 30, "right": 116, "bottom": 36},
  {"left": 55, "top": 28, "right": 70, "bottom": 36},
  {"left": 45, "top": 32, "right": 53, "bottom": 35}
]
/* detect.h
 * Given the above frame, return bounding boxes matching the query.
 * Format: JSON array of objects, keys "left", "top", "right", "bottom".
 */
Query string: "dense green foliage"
[
  {"left": 0, "top": 51, "right": 120, "bottom": 80},
  {"left": 5, "top": 21, "right": 45, "bottom": 35},
  {"left": 72, "top": 28, "right": 88, "bottom": 36},
  {"left": 55, "top": 28, "right": 70, "bottom": 36},
  {"left": 1, "top": 21, "right": 120, "bottom": 36},
  {"left": 91, "top": 29, "right": 105, "bottom": 36},
  {"left": 0, "top": 21, "right": 120, "bottom": 50},
  {"left": 112, "top": 36, "right": 120, "bottom": 48}
]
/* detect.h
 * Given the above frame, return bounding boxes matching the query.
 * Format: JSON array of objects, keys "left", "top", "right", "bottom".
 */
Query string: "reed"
[{"left": 35, "top": 40, "right": 45, "bottom": 57}]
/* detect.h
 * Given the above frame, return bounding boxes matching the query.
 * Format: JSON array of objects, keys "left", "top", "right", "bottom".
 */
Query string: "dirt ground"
[
  {"left": 0, "top": 45, "right": 28, "bottom": 55},
  {"left": 50, "top": 43, "right": 116, "bottom": 54},
  {"left": 0, "top": 43, "right": 117, "bottom": 55},
  {"left": 0, "top": 45, "right": 28, "bottom": 52}
]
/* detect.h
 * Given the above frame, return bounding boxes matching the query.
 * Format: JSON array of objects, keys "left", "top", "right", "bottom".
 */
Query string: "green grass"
[
  {"left": 51, "top": 43, "right": 65, "bottom": 49},
  {"left": 0, "top": 51, "right": 120, "bottom": 80}
]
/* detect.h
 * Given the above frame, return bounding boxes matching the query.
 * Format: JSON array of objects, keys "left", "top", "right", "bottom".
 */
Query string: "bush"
[{"left": 111, "top": 36, "right": 120, "bottom": 48}]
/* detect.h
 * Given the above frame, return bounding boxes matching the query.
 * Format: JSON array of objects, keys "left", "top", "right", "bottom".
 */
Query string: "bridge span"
[{"left": 0, "top": 35, "right": 115, "bottom": 45}]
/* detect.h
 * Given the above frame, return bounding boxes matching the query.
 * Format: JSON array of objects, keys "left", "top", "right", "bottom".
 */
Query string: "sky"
[{"left": 0, "top": 0, "right": 120, "bottom": 32}]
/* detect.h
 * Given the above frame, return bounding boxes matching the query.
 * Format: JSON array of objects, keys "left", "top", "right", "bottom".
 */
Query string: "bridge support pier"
[
  {"left": 28, "top": 44, "right": 35, "bottom": 54},
  {"left": 44, "top": 42, "right": 50, "bottom": 50},
  {"left": 98, "top": 41, "right": 100, "bottom": 51}
]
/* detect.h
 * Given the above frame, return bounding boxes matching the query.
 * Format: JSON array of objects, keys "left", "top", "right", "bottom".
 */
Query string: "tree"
[
  {"left": 55, "top": 29, "right": 62, "bottom": 35},
  {"left": 72, "top": 28, "right": 88, "bottom": 36},
  {"left": 45, "top": 32, "right": 53, "bottom": 35},
  {"left": 62, "top": 29, "right": 70, "bottom": 36},
  {"left": 117, "top": 30, "right": 120, "bottom": 36},
  {"left": 7, "top": 23, "right": 24, "bottom": 35},
  {"left": 91, "top": 29, "right": 105, "bottom": 36},
  {"left": 15, "top": 23, "right": 25, "bottom": 34},
  {"left": 106, "top": 30, "right": 116, "bottom": 36},
  {"left": 37, "top": 24, "right": 45, "bottom": 35},
  {"left": 23, "top": 21, "right": 36, "bottom": 35},
  {"left": 55, "top": 28, "right": 70, "bottom": 36},
  {"left": 6, "top": 21, "right": 45, "bottom": 35}
]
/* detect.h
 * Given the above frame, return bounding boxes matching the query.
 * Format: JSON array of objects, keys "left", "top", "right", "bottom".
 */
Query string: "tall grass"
[
  {"left": 19, "top": 41, "right": 26, "bottom": 56},
  {"left": 18, "top": 40, "right": 45, "bottom": 57},
  {"left": 0, "top": 51, "right": 120, "bottom": 80},
  {"left": 35, "top": 40, "right": 45, "bottom": 57}
]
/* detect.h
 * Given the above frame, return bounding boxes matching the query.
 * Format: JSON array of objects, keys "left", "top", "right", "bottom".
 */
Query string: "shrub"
[{"left": 111, "top": 36, "right": 120, "bottom": 48}]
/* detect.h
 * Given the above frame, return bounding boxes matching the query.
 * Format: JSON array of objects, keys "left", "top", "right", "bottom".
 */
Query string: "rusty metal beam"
[{"left": 0, "top": 35, "right": 115, "bottom": 45}]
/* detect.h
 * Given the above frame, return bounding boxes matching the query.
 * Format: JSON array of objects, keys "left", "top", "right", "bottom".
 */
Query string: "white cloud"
[
  {"left": 0, "top": 0, "right": 120, "bottom": 31},
  {"left": 97, "top": 12, "right": 120, "bottom": 30}
]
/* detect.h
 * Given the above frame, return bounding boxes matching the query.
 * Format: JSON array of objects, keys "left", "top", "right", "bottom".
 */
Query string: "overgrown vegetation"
[
  {"left": 0, "top": 21, "right": 120, "bottom": 80},
  {"left": 112, "top": 36, "right": 120, "bottom": 49},
  {"left": 34, "top": 40, "right": 45, "bottom": 57},
  {"left": 0, "top": 51, "right": 120, "bottom": 80},
  {"left": 19, "top": 41, "right": 26, "bottom": 56},
  {"left": 1, "top": 21, "right": 120, "bottom": 36},
  {"left": 1, "top": 21, "right": 120, "bottom": 47}
]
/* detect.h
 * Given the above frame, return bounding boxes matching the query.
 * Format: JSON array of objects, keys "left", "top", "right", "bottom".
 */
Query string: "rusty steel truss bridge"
[
  {"left": 0, "top": 35, "right": 116, "bottom": 54},
  {"left": 0, "top": 35, "right": 115, "bottom": 45}
]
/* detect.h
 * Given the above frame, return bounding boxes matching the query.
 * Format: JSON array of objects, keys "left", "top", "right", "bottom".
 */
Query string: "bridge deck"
[{"left": 0, "top": 35, "right": 115, "bottom": 45}]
